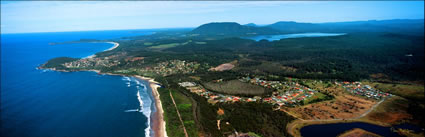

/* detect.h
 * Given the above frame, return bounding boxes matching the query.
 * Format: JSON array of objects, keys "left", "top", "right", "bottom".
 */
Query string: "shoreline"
[
  {"left": 83, "top": 70, "right": 168, "bottom": 137},
  {"left": 41, "top": 68, "right": 168, "bottom": 137},
  {"left": 134, "top": 75, "right": 168, "bottom": 137},
  {"left": 40, "top": 40, "right": 167, "bottom": 136},
  {"left": 85, "top": 42, "right": 119, "bottom": 59}
]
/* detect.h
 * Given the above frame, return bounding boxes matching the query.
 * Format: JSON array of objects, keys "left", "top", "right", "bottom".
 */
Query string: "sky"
[{"left": 1, "top": 1, "right": 424, "bottom": 34}]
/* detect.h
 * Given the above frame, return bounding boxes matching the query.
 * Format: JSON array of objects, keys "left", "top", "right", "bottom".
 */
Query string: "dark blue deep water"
[{"left": 1, "top": 30, "right": 156, "bottom": 137}]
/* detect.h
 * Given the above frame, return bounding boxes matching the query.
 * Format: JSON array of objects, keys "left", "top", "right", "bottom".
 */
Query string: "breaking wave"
[{"left": 127, "top": 77, "right": 154, "bottom": 137}]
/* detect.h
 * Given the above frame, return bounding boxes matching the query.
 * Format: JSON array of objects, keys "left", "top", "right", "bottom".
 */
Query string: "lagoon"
[{"left": 244, "top": 33, "right": 346, "bottom": 41}]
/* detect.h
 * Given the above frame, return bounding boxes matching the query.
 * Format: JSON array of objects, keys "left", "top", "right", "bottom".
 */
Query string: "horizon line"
[{"left": 2, "top": 18, "right": 423, "bottom": 34}]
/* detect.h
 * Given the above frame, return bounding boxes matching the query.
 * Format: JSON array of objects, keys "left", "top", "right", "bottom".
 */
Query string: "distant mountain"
[
  {"left": 189, "top": 19, "right": 424, "bottom": 37},
  {"left": 268, "top": 19, "right": 424, "bottom": 35},
  {"left": 267, "top": 21, "right": 322, "bottom": 33},
  {"left": 320, "top": 19, "right": 424, "bottom": 35},
  {"left": 244, "top": 23, "right": 258, "bottom": 27},
  {"left": 190, "top": 22, "right": 279, "bottom": 36}
]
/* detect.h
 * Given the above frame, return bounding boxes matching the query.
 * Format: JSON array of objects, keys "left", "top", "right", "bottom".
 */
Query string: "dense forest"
[{"left": 99, "top": 32, "right": 424, "bottom": 82}]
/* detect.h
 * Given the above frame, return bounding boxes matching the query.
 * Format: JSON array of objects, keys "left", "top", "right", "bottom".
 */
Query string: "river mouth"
[
  {"left": 300, "top": 122, "right": 423, "bottom": 137},
  {"left": 243, "top": 33, "right": 346, "bottom": 41}
]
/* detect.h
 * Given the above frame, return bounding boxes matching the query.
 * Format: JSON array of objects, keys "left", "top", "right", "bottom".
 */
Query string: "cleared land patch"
[
  {"left": 285, "top": 94, "right": 377, "bottom": 120},
  {"left": 359, "top": 96, "right": 411, "bottom": 124},
  {"left": 338, "top": 128, "right": 381, "bottom": 137},
  {"left": 203, "top": 80, "right": 265, "bottom": 95},
  {"left": 149, "top": 43, "right": 180, "bottom": 49},
  {"left": 209, "top": 60, "right": 237, "bottom": 71}
]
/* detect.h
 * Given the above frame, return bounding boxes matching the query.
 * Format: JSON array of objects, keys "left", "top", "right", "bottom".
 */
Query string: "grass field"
[
  {"left": 303, "top": 92, "right": 329, "bottom": 104},
  {"left": 158, "top": 88, "right": 198, "bottom": 137},
  {"left": 203, "top": 80, "right": 265, "bottom": 96},
  {"left": 144, "top": 42, "right": 153, "bottom": 46},
  {"left": 149, "top": 43, "right": 180, "bottom": 49},
  {"left": 171, "top": 89, "right": 199, "bottom": 137},
  {"left": 195, "top": 42, "right": 207, "bottom": 44}
]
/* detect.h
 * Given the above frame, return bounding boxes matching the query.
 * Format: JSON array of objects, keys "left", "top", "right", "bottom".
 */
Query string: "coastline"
[
  {"left": 42, "top": 68, "right": 168, "bottom": 137},
  {"left": 85, "top": 42, "right": 119, "bottom": 59},
  {"left": 134, "top": 75, "right": 168, "bottom": 137},
  {"left": 86, "top": 70, "right": 168, "bottom": 137},
  {"left": 39, "top": 40, "right": 167, "bottom": 137}
]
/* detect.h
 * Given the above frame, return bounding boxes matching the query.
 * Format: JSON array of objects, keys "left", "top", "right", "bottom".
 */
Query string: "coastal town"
[
  {"left": 137, "top": 60, "right": 200, "bottom": 76},
  {"left": 179, "top": 78, "right": 311, "bottom": 108},
  {"left": 336, "top": 81, "right": 392, "bottom": 100},
  {"left": 63, "top": 55, "right": 120, "bottom": 69},
  {"left": 63, "top": 56, "right": 201, "bottom": 77},
  {"left": 179, "top": 77, "right": 392, "bottom": 109}
]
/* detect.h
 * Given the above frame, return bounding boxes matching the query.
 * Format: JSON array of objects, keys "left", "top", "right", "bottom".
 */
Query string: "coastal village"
[
  {"left": 179, "top": 76, "right": 392, "bottom": 109},
  {"left": 63, "top": 56, "right": 200, "bottom": 77},
  {"left": 335, "top": 81, "right": 392, "bottom": 99},
  {"left": 63, "top": 55, "right": 120, "bottom": 68},
  {"left": 137, "top": 60, "right": 200, "bottom": 76}
]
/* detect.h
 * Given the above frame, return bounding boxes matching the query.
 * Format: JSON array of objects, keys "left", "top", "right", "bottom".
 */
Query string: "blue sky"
[{"left": 1, "top": 1, "right": 424, "bottom": 34}]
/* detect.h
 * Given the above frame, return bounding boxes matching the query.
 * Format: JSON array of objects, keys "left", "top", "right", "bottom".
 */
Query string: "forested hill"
[
  {"left": 268, "top": 19, "right": 424, "bottom": 35},
  {"left": 188, "top": 19, "right": 423, "bottom": 37},
  {"left": 189, "top": 22, "right": 280, "bottom": 36}
]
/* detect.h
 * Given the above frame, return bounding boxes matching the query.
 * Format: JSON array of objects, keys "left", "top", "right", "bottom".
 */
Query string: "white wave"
[
  {"left": 133, "top": 78, "right": 153, "bottom": 137},
  {"left": 39, "top": 69, "right": 52, "bottom": 73},
  {"left": 124, "top": 109, "right": 139, "bottom": 112},
  {"left": 122, "top": 76, "right": 131, "bottom": 81},
  {"left": 137, "top": 90, "right": 144, "bottom": 112}
]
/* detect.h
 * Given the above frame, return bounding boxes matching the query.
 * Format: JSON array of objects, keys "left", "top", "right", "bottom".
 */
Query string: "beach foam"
[
  {"left": 132, "top": 77, "right": 154, "bottom": 137},
  {"left": 124, "top": 109, "right": 139, "bottom": 112}
]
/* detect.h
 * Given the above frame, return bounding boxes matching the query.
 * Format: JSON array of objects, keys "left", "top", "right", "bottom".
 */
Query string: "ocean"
[{"left": 1, "top": 30, "right": 156, "bottom": 137}]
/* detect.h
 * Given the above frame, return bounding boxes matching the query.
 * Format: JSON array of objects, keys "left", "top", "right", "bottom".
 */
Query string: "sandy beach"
[
  {"left": 85, "top": 42, "right": 119, "bottom": 59},
  {"left": 134, "top": 76, "right": 168, "bottom": 137},
  {"left": 78, "top": 70, "right": 168, "bottom": 137}
]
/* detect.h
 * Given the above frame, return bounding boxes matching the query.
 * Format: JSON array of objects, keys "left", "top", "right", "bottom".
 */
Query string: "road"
[{"left": 169, "top": 91, "right": 189, "bottom": 137}]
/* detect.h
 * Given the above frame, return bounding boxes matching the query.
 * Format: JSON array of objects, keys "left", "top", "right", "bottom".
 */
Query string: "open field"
[
  {"left": 358, "top": 96, "right": 412, "bottom": 125},
  {"left": 209, "top": 60, "right": 237, "bottom": 71},
  {"left": 203, "top": 80, "right": 265, "bottom": 95},
  {"left": 303, "top": 92, "right": 330, "bottom": 104},
  {"left": 285, "top": 94, "right": 377, "bottom": 120},
  {"left": 149, "top": 43, "right": 180, "bottom": 49},
  {"left": 338, "top": 128, "right": 381, "bottom": 137}
]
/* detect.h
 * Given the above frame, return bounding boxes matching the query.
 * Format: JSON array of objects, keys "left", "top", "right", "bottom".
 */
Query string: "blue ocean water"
[
  {"left": 1, "top": 30, "right": 156, "bottom": 137},
  {"left": 244, "top": 33, "right": 346, "bottom": 41}
]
